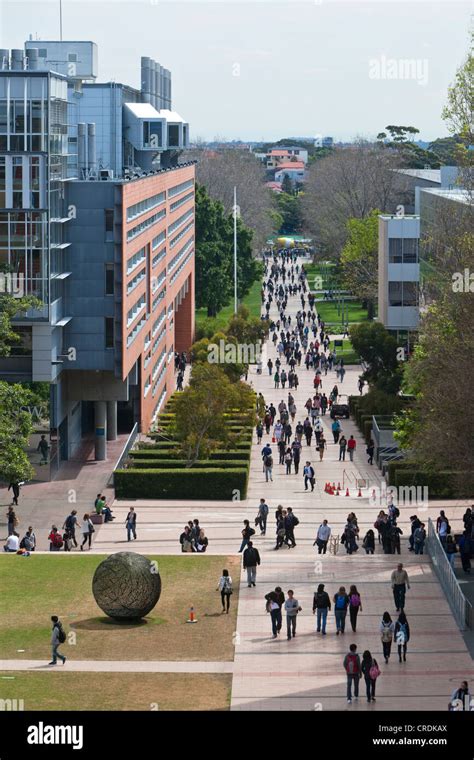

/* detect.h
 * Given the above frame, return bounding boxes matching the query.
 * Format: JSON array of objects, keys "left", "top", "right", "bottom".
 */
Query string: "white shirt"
[
  {"left": 6, "top": 535, "right": 19, "bottom": 551},
  {"left": 317, "top": 524, "right": 331, "bottom": 542}
]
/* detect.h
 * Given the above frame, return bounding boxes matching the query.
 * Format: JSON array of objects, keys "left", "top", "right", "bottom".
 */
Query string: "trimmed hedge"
[
  {"left": 115, "top": 468, "right": 249, "bottom": 500},
  {"left": 130, "top": 448, "right": 251, "bottom": 461},
  {"left": 128, "top": 459, "right": 248, "bottom": 470},
  {"left": 391, "top": 468, "right": 471, "bottom": 498}
]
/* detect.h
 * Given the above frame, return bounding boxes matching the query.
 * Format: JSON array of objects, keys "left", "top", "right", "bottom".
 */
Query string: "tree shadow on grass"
[{"left": 70, "top": 616, "right": 165, "bottom": 631}]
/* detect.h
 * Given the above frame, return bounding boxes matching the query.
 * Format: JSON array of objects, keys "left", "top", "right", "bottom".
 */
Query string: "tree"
[
  {"left": 0, "top": 382, "right": 35, "bottom": 484},
  {"left": 377, "top": 125, "right": 441, "bottom": 169},
  {"left": 350, "top": 322, "right": 402, "bottom": 393},
  {"left": 281, "top": 174, "right": 294, "bottom": 195},
  {"left": 384, "top": 125, "right": 420, "bottom": 143},
  {"left": 276, "top": 192, "right": 303, "bottom": 234},
  {"left": 441, "top": 29, "right": 474, "bottom": 189},
  {"left": 340, "top": 210, "right": 380, "bottom": 313},
  {"left": 302, "top": 142, "right": 409, "bottom": 257},
  {"left": 171, "top": 364, "right": 255, "bottom": 465}
]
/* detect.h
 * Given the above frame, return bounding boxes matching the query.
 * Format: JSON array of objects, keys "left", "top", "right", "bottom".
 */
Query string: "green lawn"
[
  {"left": 329, "top": 338, "right": 360, "bottom": 365},
  {"left": 0, "top": 672, "right": 232, "bottom": 711},
  {"left": 0, "top": 554, "right": 240, "bottom": 662},
  {"left": 196, "top": 278, "right": 262, "bottom": 335},
  {"left": 315, "top": 299, "right": 370, "bottom": 326}
]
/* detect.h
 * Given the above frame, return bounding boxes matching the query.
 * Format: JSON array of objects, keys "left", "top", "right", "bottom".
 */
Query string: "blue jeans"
[
  {"left": 316, "top": 607, "right": 328, "bottom": 633},
  {"left": 347, "top": 674, "right": 359, "bottom": 700},
  {"left": 127, "top": 522, "right": 136, "bottom": 540},
  {"left": 447, "top": 552, "right": 455, "bottom": 568},
  {"left": 239, "top": 538, "right": 250, "bottom": 553},
  {"left": 51, "top": 644, "right": 66, "bottom": 664},
  {"left": 270, "top": 608, "right": 282, "bottom": 636},
  {"left": 335, "top": 609, "right": 347, "bottom": 632}
]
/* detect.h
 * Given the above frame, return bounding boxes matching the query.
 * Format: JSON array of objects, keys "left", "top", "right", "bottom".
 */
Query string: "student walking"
[
  {"left": 394, "top": 611, "right": 410, "bottom": 662},
  {"left": 361, "top": 650, "right": 380, "bottom": 703},
  {"left": 334, "top": 586, "right": 350, "bottom": 634},
  {"left": 217, "top": 569, "right": 233, "bottom": 614},
  {"left": 344, "top": 644, "right": 361, "bottom": 704},
  {"left": 80, "top": 514, "right": 94, "bottom": 550},
  {"left": 313, "top": 583, "right": 331, "bottom": 634},
  {"left": 380, "top": 611, "right": 395, "bottom": 663},
  {"left": 348, "top": 585, "right": 362, "bottom": 632},
  {"left": 6, "top": 506, "right": 17, "bottom": 537},
  {"left": 63, "top": 510, "right": 79, "bottom": 548},
  {"left": 331, "top": 419, "right": 341, "bottom": 444},
  {"left": 8, "top": 481, "right": 20, "bottom": 506},
  {"left": 347, "top": 436, "right": 357, "bottom": 461},
  {"left": 125, "top": 507, "right": 137, "bottom": 541},
  {"left": 314, "top": 519, "right": 331, "bottom": 554},
  {"left": 317, "top": 434, "right": 326, "bottom": 461},
  {"left": 256, "top": 499, "right": 269, "bottom": 535},
  {"left": 366, "top": 439, "right": 375, "bottom": 465},
  {"left": 445, "top": 534, "right": 457, "bottom": 568},
  {"left": 265, "top": 586, "right": 285, "bottom": 638},
  {"left": 48, "top": 616, "right": 66, "bottom": 666},
  {"left": 263, "top": 452, "right": 273, "bottom": 482},
  {"left": 413, "top": 522, "right": 426, "bottom": 554},
  {"left": 339, "top": 435, "right": 347, "bottom": 461},
  {"left": 243, "top": 541, "right": 260, "bottom": 587},
  {"left": 391, "top": 563, "right": 410, "bottom": 611},
  {"left": 284, "top": 590, "right": 302, "bottom": 640},
  {"left": 303, "top": 462, "right": 315, "bottom": 491},
  {"left": 239, "top": 520, "right": 256, "bottom": 552},
  {"left": 362, "top": 529, "right": 375, "bottom": 554}
]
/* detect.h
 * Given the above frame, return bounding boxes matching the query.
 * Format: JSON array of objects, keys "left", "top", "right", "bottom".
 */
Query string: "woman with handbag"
[
  {"left": 361, "top": 650, "right": 380, "bottom": 703},
  {"left": 80, "top": 513, "right": 94, "bottom": 551},
  {"left": 217, "top": 569, "right": 233, "bottom": 614}
]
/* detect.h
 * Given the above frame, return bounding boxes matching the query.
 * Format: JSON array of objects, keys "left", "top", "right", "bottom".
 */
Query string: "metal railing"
[
  {"left": 107, "top": 422, "right": 139, "bottom": 487},
  {"left": 426, "top": 518, "right": 472, "bottom": 631}
]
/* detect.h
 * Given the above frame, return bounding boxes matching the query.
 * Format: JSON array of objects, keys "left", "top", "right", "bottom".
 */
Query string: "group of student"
[{"left": 179, "top": 518, "right": 209, "bottom": 553}]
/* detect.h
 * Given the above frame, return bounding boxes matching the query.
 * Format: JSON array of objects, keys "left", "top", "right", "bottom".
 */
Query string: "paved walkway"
[{"left": 0, "top": 659, "right": 233, "bottom": 673}]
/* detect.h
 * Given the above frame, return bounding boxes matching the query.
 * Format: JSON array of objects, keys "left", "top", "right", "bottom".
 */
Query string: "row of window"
[
  {"left": 126, "top": 245, "right": 146, "bottom": 275},
  {"left": 126, "top": 208, "right": 166, "bottom": 242},
  {"left": 152, "top": 230, "right": 166, "bottom": 250},
  {"left": 168, "top": 178, "right": 194, "bottom": 198},
  {"left": 127, "top": 292, "right": 146, "bottom": 327},
  {"left": 127, "top": 265, "right": 146, "bottom": 295},
  {"left": 152, "top": 363, "right": 167, "bottom": 398},
  {"left": 126, "top": 191, "right": 165, "bottom": 223},
  {"left": 127, "top": 313, "right": 147, "bottom": 348},
  {"left": 170, "top": 190, "right": 194, "bottom": 213},
  {"left": 152, "top": 308, "right": 166, "bottom": 337},
  {"left": 169, "top": 237, "right": 194, "bottom": 274},
  {"left": 152, "top": 384, "right": 167, "bottom": 415},
  {"left": 151, "top": 268, "right": 166, "bottom": 294},
  {"left": 152, "top": 245, "right": 166, "bottom": 269},
  {"left": 388, "top": 237, "right": 419, "bottom": 264},
  {"left": 152, "top": 286, "right": 166, "bottom": 312},
  {"left": 170, "top": 250, "right": 193, "bottom": 285},
  {"left": 168, "top": 208, "right": 194, "bottom": 236},
  {"left": 169, "top": 221, "right": 193, "bottom": 250}
]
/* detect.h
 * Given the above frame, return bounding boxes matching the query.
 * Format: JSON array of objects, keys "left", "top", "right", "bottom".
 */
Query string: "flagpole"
[{"left": 233, "top": 185, "right": 238, "bottom": 314}]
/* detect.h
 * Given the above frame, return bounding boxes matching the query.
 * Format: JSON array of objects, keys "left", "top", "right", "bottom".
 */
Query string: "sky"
[{"left": 1, "top": 0, "right": 472, "bottom": 142}]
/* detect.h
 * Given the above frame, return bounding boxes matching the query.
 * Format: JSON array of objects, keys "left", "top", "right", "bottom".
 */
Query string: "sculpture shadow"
[{"left": 70, "top": 616, "right": 154, "bottom": 630}]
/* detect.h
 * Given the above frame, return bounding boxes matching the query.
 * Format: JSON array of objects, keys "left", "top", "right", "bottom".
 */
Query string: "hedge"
[
  {"left": 127, "top": 459, "right": 248, "bottom": 470},
  {"left": 391, "top": 468, "right": 471, "bottom": 498},
  {"left": 363, "top": 419, "right": 373, "bottom": 443},
  {"left": 130, "top": 449, "right": 251, "bottom": 461},
  {"left": 114, "top": 468, "right": 249, "bottom": 500}
]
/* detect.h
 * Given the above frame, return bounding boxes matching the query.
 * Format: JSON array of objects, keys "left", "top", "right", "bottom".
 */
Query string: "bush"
[
  {"left": 391, "top": 468, "right": 471, "bottom": 498},
  {"left": 363, "top": 419, "right": 373, "bottom": 444},
  {"left": 114, "top": 468, "right": 249, "bottom": 500},
  {"left": 130, "top": 448, "right": 251, "bottom": 461},
  {"left": 127, "top": 459, "right": 247, "bottom": 470}
]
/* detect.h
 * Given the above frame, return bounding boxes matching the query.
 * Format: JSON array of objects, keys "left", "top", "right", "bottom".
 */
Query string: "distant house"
[
  {"left": 274, "top": 161, "right": 306, "bottom": 185},
  {"left": 265, "top": 181, "right": 283, "bottom": 193}
]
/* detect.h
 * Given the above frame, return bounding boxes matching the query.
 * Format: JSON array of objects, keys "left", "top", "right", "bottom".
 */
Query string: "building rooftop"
[
  {"left": 395, "top": 168, "right": 441, "bottom": 183},
  {"left": 275, "top": 162, "right": 305, "bottom": 170},
  {"left": 419, "top": 187, "right": 473, "bottom": 205}
]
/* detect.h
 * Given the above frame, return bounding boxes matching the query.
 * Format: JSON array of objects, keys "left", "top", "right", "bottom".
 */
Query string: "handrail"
[
  {"left": 426, "top": 518, "right": 472, "bottom": 631},
  {"left": 107, "top": 422, "right": 139, "bottom": 487}
]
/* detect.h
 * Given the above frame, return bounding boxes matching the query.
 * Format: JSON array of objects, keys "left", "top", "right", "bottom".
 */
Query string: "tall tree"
[
  {"left": 350, "top": 322, "right": 402, "bottom": 394},
  {"left": 340, "top": 210, "right": 380, "bottom": 312}
]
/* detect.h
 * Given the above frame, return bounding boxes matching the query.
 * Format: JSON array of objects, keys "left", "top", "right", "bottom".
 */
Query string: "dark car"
[{"left": 330, "top": 394, "right": 350, "bottom": 419}]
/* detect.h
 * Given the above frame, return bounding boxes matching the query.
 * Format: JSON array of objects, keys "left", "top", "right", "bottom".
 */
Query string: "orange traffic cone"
[
  {"left": 345, "top": 488, "right": 350, "bottom": 497},
  {"left": 187, "top": 606, "right": 198, "bottom": 624},
  {"left": 337, "top": 482, "right": 341, "bottom": 491},
  {"left": 357, "top": 487, "right": 362, "bottom": 497}
]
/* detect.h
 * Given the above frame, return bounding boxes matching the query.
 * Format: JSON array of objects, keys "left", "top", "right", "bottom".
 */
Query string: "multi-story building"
[{"left": 0, "top": 41, "right": 194, "bottom": 475}]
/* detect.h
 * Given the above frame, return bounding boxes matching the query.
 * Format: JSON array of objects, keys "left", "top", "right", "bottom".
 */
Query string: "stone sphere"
[{"left": 92, "top": 552, "right": 162, "bottom": 619}]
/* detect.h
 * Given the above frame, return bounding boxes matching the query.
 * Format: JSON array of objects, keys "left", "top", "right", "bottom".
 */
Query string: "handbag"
[{"left": 89, "top": 522, "right": 95, "bottom": 534}]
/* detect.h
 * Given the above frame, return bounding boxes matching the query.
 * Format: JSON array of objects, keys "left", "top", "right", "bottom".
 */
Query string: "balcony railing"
[{"left": 426, "top": 518, "right": 472, "bottom": 631}]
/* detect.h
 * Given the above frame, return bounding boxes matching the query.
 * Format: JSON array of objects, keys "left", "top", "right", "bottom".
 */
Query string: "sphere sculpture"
[{"left": 92, "top": 552, "right": 161, "bottom": 620}]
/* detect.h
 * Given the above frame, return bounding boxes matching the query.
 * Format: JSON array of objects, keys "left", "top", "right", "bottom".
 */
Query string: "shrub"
[
  {"left": 114, "top": 468, "right": 249, "bottom": 500},
  {"left": 391, "top": 468, "right": 471, "bottom": 498},
  {"left": 127, "top": 459, "right": 247, "bottom": 470}
]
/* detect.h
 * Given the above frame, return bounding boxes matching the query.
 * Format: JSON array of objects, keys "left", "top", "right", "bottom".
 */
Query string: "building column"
[
  {"left": 106, "top": 400, "right": 117, "bottom": 441},
  {"left": 94, "top": 401, "right": 107, "bottom": 461}
]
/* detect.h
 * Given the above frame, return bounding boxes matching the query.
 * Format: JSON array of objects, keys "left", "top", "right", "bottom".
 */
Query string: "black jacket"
[
  {"left": 243, "top": 547, "right": 261, "bottom": 568},
  {"left": 313, "top": 591, "right": 331, "bottom": 611},
  {"left": 265, "top": 590, "right": 285, "bottom": 608}
]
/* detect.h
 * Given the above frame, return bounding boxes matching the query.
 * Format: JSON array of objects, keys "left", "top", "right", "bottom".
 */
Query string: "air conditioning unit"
[{"left": 99, "top": 169, "right": 114, "bottom": 180}]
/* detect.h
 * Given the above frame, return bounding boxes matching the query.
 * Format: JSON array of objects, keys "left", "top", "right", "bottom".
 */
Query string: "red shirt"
[{"left": 347, "top": 439, "right": 356, "bottom": 450}]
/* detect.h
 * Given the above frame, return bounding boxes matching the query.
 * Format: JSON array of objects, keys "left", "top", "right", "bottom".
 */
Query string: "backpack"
[
  {"left": 345, "top": 653, "right": 359, "bottom": 675},
  {"left": 52, "top": 533, "right": 63, "bottom": 548},
  {"left": 393, "top": 507, "right": 400, "bottom": 518},
  {"left": 56, "top": 624, "right": 66, "bottom": 644},
  {"left": 335, "top": 594, "right": 346, "bottom": 610},
  {"left": 381, "top": 624, "right": 393, "bottom": 643},
  {"left": 264, "top": 455, "right": 273, "bottom": 467},
  {"left": 397, "top": 623, "right": 408, "bottom": 643},
  {"left": 66, "top": 514, "right": 75, "bottom": 530},
  {"left": 350, "top": 594, "right": 360, "bottom": 608},
  {"left": 369, "top": 662, "right": 380, "bottom": 680},
  {"left": 292, "top": 516, "right": 299, "bottom": 527}
]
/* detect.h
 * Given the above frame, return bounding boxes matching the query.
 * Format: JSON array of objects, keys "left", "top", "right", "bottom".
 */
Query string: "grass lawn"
[
  {"left": 195, "top": 278, "right": 262, "bottom": 334},
  {"left": 0, "top": 554, "right": 240, "bottom": 662},
  {"left": 328, "top": 338, "right": 360, "bottom": 365},
  {"left": 0, "top": 672, "right": 232, "bottom": 711},
  {"left": 316, "top": 299, "right": 369, "bottom": 326}
]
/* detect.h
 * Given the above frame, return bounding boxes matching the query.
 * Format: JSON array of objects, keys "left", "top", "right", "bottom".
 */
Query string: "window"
[
  {"left": 38, "top": 48, "right": 47, "bottom": 58},
  {"left": 105, "top": 209, "right": 114, "bottom": 240},
  {"left": 126, "top": 192, "right": 165, "bottom": 223},
  {"left": 388, "top": 281, "right": 419, "bottom": 307},
  {"left": 168, "top": 178, "right": 194, "bottom": 198},
  {"left": 68, "top": 53, "right": 77, "bottom": 62},
  {"left": 168, "top": 124, "right": 180, "bottom": 147},
  {"left": 105, "top": 263, "right": 114, "bottom": 296},
  {"left": 105, "top": 317, "right": 114, "bottom": 348},
  {"left": 388, "top": 238, "right": 419, "bottom": 264}
]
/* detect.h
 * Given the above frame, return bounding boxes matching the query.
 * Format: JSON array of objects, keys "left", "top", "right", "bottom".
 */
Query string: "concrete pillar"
[
  {"left": 94, "top": 401, "right": 107, "bottom": 461},
  {"left": 106, "top": 400, "right": 117, "bottom": 441}
]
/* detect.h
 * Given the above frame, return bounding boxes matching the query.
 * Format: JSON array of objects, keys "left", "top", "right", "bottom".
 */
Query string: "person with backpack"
[
  {"left": 265, "top": 586, "right": 285, "bottom": 638},
  {"left": 408, "top": 515, "right": 422, "bottom": 551},
  {"left": 338, "top": 435, "right": 347, "bottom": 461},
  {"left": 263, "top": 452, "right": 274, "bottom": 482},
  {"left": 291, "top": 439, "right": 301, "bottom": 474},
  {"left": 49, "top": 615, "right": 67, "bottom": 666},
  {"left": 284, "top": 507, "right": 299, "bottom": 548},
  {"left": 81, "top": 513, "right": 94, "bottom": 550},
  {"left": 48, "top": 525, "right": 63, "bottom": 552},
  {"left": 243, "top": 541, "right": 261, "bottom": 587},
  {"left": 445, "top": 534, "right": 457, "bottom": 568},
  {"left": 284, "top": 589, "right": 302, "bottom": 640},
  {"left": 413, "top": 522, "right": 426, "bottom": 554},
  {"left": 348, "top": 585, "right": 363, "bottom": 633},
  {"left": 303, "top": 461, "right": 315, "bottom": 492},
  {"left": 314, "top": 519, "right": 331, "bottom": 554},
  {"left": 343, "top": 643, "right": 361, "bottom": 703},
  {"left": 389, "top": 523, "right": 403, "bottom": 555},
  {"left": 255, "top": 499, "right": 269, "bottom": 535},
  {"left": 312, "top": 583, "right": 331, "bottom": 634},
  {"left": 362, "top": 529, "right": 375, "bottom": 555},
  {"left": 317, "top": 433, "right": 327, "bottom": 461},
  {"left": 394, "top": 611, "right": 410, "bottom": 662},
  {"left": 391, "top": 563, "right": 410, "bottom": 611},
  {"left": 333, "top": 586, "right": 350, "bottom": 634},
  {"left": 361, "top": 650, "right": 380, "bottom": 703},
  {"left": 217, "top": 569, "right": 233, "bottom": 614},
  {"left": 239, "top": 520, "right": 256, "bottom": 553},
  {"left": 63, "top": 510, "right": 79, "bottom": 548},
  {"left": 380, "top": 611, "right": 395, "bottom": 663}
]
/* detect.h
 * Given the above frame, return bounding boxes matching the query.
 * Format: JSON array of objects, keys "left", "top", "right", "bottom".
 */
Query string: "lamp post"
[{"left": 233, "top": 186, "right": 238, "bottom": 314}]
